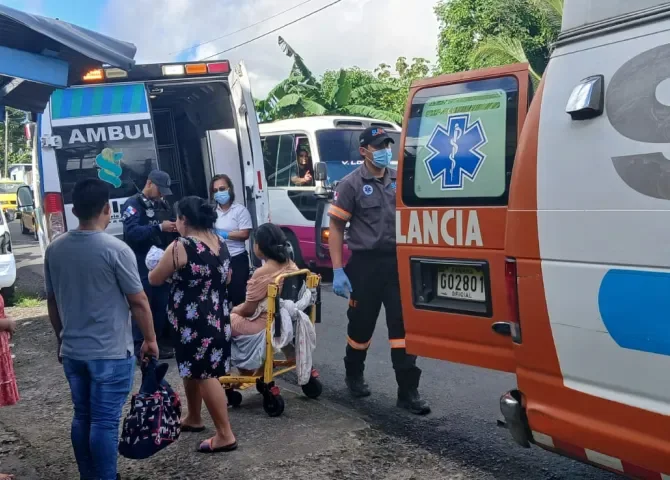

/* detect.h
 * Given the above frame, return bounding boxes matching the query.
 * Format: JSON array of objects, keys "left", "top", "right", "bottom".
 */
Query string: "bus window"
[
  {"left": 316, "top": 128, "right": 401, "bottom": 185},
  {"left": 290, "top": 135, "right": 315, "bottom": 187}
]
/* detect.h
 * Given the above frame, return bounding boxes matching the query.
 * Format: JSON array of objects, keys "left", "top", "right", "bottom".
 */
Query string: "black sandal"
[{"left": 197, "top": 438, "right": 238, "bottom": 453}]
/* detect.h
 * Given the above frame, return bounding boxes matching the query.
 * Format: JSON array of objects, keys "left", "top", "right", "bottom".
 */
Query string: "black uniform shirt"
[{"left": 328, "top": 164, "right": 397, "bottom": 252}]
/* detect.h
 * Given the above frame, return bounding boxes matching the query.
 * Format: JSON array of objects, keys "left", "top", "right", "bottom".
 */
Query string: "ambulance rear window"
[
  {"left": 401, "top": 76, "right": 519, "bottom": 207},
  {"left": 54, "top": 120, "right": 159, "bottom": 205}
]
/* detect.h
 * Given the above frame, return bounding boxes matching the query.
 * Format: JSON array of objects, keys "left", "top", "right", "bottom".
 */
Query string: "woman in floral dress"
[{"left": 149, "top": 196, "right": 237, "bottom": 454}]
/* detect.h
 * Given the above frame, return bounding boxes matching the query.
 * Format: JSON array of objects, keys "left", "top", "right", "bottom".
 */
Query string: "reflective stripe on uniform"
[
  {"left": 347, "top": 336, "right": 371, "bottom": 351},
  {"left": 328, "top": 205, "right": 351, "bottom": 222},
  {"left": 389, "top": 338, "right": 406, "bottom": 349},
  {"left": 531, "top": 430, "right": 669, "bottom": 479}
]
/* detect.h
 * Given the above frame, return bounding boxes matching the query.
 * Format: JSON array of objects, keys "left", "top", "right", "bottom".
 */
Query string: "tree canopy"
[
  {"left": 434, "top": 0, "right": 560, "bottom": 76},
  {"left": 0, "top": 108, "right": 30, "bottom": 168}
]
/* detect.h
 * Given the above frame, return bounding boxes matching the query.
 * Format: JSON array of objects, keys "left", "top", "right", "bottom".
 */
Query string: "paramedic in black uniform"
[
  {"left": 328, "top": 127, "right": 430, "bottom": 415},
  {"left": 122, "top": 169, "right": 178, "bottom": 360}
]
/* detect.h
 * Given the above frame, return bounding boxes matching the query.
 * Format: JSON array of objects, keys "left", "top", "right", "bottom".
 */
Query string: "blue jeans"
[
  {"left": 63, "top": 356, "right": 135, "bottom": 480},
  {"left": 132, "top": 277, "right": 169, "bottom": 359}
]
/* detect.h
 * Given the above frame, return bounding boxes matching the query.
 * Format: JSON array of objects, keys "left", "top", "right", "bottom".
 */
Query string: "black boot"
[
  {"left": 345, "top": 375, "right": 371, "bottom": 398},
  {"left": 159, "top": 344, "right": 175, "bottom": 360},
  {"left": 396, "top": 368, "right": 431, "bottom": 415}
]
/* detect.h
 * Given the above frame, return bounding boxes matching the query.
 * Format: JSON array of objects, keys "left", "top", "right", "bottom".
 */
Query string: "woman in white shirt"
[{"left": 211, "top": 174, "right": 253, "bottom": 306}]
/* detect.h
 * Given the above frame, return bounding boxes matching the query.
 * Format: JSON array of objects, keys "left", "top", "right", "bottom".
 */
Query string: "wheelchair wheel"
[
  {"left": 262, "top": 384, "right": 285, "bottom": 417},
  {"left": 226, "top": 389, "right": 243, "bottom": 408},
  {"left": 301, "top": 371, "right": 323, "bottom": 399}
]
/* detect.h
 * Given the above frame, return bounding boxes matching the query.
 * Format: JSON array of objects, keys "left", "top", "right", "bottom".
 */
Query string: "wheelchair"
[{"left": 218, "top": 269, "right": 322, "bottom": 417}]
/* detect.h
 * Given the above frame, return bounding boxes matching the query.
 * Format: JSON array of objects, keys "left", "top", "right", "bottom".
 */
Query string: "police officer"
[
  {"left": 122, "top": 169, "right": 178, "bottom": 360},
  {"left": 328, "top": 127, "right": 430, "bottom": 415}
]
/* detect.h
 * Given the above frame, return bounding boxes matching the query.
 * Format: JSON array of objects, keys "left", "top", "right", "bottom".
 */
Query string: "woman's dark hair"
[
  {"left": 255, "top": 223, "right": 290, "bottom": 263},
  {"left": 175, "top": 196, "right": 217, "bottom": 231},
  {"left": 209, "top": 174, "right": 235, "bottom": 204}
]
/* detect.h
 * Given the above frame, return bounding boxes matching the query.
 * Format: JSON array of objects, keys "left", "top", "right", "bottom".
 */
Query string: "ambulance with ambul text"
[
  {"left": 19, "top": 59, "right": 271, "bottom": 265},
  {"left": 395, "top": 0, "right": 670, "bottom": 477}
]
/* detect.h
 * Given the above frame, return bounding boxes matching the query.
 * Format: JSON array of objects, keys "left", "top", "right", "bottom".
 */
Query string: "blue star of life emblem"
[{"left": 424, "top": 113, "right": 488, "bottom": 190}]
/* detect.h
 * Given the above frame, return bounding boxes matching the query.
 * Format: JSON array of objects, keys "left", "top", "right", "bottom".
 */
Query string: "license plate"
[{"left": 437, "top": 265, "right": 486, "bottom": 302}]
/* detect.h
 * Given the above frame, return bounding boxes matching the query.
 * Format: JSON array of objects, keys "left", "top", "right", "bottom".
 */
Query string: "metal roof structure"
[{"left": 0, "top": 4, "right": 137, "bottom": 113}]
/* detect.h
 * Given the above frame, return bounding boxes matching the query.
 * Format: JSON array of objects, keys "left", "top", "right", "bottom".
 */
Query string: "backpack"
[{"left": 118, "top": 359, "right": 181, "bottom": 459}]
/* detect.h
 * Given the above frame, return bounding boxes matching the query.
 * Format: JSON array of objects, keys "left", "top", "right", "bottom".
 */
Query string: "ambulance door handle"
[{"left": 492, "top": 322, "right": 512, "bottom": 337}]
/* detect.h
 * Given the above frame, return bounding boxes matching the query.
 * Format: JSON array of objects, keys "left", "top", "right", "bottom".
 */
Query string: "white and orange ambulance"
[{"left": 396, "top": 0, "right": 670, "bottom": 477}]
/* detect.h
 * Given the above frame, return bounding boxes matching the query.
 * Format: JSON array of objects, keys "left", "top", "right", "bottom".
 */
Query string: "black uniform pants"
[
  {"left": 344, "top": 251, "right": 421, "bottom": 391},
  {"left": 229, "top": 251, "right": 250, "bottom": 307}
]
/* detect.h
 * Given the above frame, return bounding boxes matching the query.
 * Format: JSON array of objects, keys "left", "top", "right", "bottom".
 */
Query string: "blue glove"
[
  {"left": 215, "top": 229, "right": 229, "bottom": 240},
  {"left": 333, "top": 268, "right": 352, "bottom": 298}
]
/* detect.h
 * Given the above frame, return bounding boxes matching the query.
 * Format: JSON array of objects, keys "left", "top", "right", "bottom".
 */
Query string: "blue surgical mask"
[
  {"left": 371, "top": 148, "right": 392, "bottom": 168},
  {"left": 214, "top": 191, "right": 230, "bottom": 205}
]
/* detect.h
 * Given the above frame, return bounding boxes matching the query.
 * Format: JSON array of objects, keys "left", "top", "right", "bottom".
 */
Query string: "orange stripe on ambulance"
[{"left": 396, "top": 210, "right": 482, "bottom": 247}]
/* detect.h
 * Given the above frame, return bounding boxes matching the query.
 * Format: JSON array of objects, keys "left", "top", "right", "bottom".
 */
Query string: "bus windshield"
[{"left": 316, "top": 129, "right": 401, "bottom": 184}]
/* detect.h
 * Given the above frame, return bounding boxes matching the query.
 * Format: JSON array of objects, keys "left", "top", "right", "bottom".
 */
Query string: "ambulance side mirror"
[{"left": 17, "top": 185, "right": 34, "bottom": 209}]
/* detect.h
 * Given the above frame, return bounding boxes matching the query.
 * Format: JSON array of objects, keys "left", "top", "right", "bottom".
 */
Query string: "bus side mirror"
[
  {"left": 17, "top": 185, "right": 34, "bottom": 209},
  {"left": 314, "top": 162, "right": 328, "bottom": 197},
  {"left": 314, "top": 162, "right": 327, "bottom": 182}
]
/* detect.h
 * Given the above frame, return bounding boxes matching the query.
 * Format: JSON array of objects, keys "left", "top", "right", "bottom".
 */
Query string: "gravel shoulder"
[{"left": 0, "top": 315, "right": 494, "bottom": 480}]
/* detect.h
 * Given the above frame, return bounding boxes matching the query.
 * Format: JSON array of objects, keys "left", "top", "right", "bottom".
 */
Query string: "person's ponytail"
[{"left": 255, "top": 223, "right": 290, "bottom": 263}]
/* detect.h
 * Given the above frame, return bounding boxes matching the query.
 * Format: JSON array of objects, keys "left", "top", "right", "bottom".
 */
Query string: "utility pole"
[{"left": 3, "top": 109, "right": 8, "bottom": 179}]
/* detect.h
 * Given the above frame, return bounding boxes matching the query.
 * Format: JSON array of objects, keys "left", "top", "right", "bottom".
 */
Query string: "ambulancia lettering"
[
  {"left": 68, "top": 124, "right": 154, "bottom": 145},
  {"left": 396, "top": 209, "right": 483, "bottom": 247}
]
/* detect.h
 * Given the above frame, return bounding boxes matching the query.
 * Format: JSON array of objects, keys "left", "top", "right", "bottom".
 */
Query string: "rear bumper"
[
  {"left": 0, "top": 253, "right": 17, "bottom": 288},
  {"left": 500, "top": 390, "right": 532, "bottom": 448}
]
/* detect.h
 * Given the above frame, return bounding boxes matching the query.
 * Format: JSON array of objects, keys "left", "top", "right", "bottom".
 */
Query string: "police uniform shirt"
[
  {"left": 121, "top": 194, "right": 164, "bottom": 276},
  {"left": 328, "top": 165, "right": 397, "bottom": 252}
]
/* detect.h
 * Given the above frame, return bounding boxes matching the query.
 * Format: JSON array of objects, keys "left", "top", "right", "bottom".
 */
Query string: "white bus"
[
  {"left": 18, "top": 60, "right": 268, "bottom": 264},
  {"left": 259, "top": 116, "right": 402, "bottom": 268}
]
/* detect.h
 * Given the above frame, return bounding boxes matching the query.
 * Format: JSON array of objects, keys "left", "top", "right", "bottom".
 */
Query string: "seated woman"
[
  {"left": 290, "top": 149, "right": 314, "bottom": 186},
  {"left": 230, "top": 223, "right": 298, "bottom": 338}
]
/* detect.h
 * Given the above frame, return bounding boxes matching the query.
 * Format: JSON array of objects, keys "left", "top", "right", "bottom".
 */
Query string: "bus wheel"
[{"left": 284, "top": 231, "right": 304, "bottom": 268}]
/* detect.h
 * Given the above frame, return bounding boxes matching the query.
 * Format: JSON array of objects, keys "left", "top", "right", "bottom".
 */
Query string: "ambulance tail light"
[
  {"left": 207, "top": 61, "right": 230, "bottom": 74},
  {"left": 44, "top": 193, "right": 66, "bottom": 240},
  {"left": 505, "top": 257, "right": 522, "bottom": 343}
]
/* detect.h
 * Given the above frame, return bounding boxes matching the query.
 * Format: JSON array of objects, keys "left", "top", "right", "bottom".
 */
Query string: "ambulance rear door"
[
  {"left": 229, "top": 61, "right": 268, "bottom": 236},
  {"left": 396, "top": 64, "right": 530, "bottom": 372}
]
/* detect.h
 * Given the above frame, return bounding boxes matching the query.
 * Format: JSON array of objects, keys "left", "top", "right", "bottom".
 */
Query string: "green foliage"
[
  {"left": 258, "top": 37, "right": 406, "bottom": 124},
  {"left": 374, "top": 57, "right": 431, "bottom": 118},
  {"left": 434, "top": 0, "right": 560, "bottom": 76},
  {"left": 0, "top": 107, "right": 30, "bottom": 170}
]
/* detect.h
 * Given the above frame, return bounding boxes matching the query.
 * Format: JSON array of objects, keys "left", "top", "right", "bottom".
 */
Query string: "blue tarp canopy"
[{"left": 0, "top": 4, "right": 137, "bottom": 113}]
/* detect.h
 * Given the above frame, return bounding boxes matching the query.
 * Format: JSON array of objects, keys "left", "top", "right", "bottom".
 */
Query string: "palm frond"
[
  {"left": 333, "top": 70, "right": 353, "bottom": 108},
  {"left": 299, "top": 98, "right": 327, "bottom": 116},
  {"left": 471, "top": 37, "right": 541, "bottom": 81},
  {"left": 531, "top": 0, "right": 563, "bottom": 28},
  {"left": 343, "top": 105, "right": 403, "bottom": 125},
  {"left": 275, "top": 93, "right": 302, "bottom": 109},
  {"left": 278, "top": 36, "right": 317, "bottom": 86},
  {"left": 350, "top": 82, "right": 399, "bottom": 103}
]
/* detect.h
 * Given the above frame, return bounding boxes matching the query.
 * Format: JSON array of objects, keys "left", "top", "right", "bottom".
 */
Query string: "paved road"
[
  {"left": 8, "top": 233, "right": 621, "bottom": 479},
  {"left": 9, "top": 219, "right": 44, "bottom": 298}
]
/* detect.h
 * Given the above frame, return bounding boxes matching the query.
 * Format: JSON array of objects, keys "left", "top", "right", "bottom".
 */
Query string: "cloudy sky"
[{"left": 2, "top": 0, "right": 440, "bottom": 97}]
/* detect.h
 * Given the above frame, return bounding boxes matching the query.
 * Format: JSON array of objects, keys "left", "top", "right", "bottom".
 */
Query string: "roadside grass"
[{"left": 13, "top": 292, "right": 44, "bottom": 308}]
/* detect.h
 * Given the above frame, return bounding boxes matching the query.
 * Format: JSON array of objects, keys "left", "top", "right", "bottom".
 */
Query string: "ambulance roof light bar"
[{"left": 81, "top": 60, "right": 231, "bottom": 83}]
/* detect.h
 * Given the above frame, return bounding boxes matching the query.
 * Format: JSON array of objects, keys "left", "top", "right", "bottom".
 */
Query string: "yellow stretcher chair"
[{"left": 218, "top": 269, "right": 322, "bottom": 417}]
